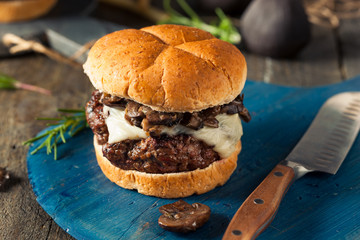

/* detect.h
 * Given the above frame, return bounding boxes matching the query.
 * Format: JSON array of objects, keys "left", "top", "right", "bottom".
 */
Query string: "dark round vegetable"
[
  {"left": 240, "top": 0, "right": 311, "bottom": 58},
  {"left": 158, "top": 200, "right": 211, "bottom": 233}
]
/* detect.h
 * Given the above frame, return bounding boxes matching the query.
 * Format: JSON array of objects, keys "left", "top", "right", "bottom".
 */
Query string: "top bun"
[{"left": 83, "top": 24, "right": 247, "bottom": 112}]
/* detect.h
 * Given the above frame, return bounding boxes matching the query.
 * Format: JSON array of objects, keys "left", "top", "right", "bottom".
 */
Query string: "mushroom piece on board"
[{"left": 158, "top": 200, "right": 211, "bottom": 233}]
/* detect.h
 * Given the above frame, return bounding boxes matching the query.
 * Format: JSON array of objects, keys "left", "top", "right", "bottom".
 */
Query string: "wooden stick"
[
  {"left": 2, "top": 33, "right": 82, "bottom": 68},
  {"left": 69, "top": 40, "right": 96, "bottom": 61}
]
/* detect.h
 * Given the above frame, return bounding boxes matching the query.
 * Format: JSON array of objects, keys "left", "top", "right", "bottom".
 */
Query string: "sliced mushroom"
[
  {"left": 146, "top": 111, "right": 181, "bottom": 126},
  {"left": 141, "top": 118, "right": 164, "bottom": 136},
  {"left": 221, "top": 103, "right": 238, "bottom": 115},
  {"left": 125, "top": 101, "right": 145, "bottom": 127},
  {"left": 239, "top": 107, "right": 251, "bottom": 122},
  {"left": 181, "top": 112, "right": 203, "bottom": 130},
  {"left": 203, "top": 118, "right": 219, "bottom": 128},
  {"left": 158, "top": 200, "right": 211, "bottom": 233},
  {"left": 100, "top": 93, "right": 127, "bottom": 108},
  {"left": 221, "top": 94, "right": 251, "bottom": 122}
]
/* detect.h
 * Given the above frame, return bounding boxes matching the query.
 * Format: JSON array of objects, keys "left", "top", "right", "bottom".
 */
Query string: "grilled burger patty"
[
  {"left": 102, "top": 135, "right": 220, "bottom": 173},
  {"left": 86, "top": 90, "right": 250, "bottom": 174}
]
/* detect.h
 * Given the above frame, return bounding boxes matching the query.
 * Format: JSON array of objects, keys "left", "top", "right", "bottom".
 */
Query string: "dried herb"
[
  {"left": 160, "top": 0, "right": 241, "bottom": 44},
  {"left": 23, "top": 109, "right": 87, "bottom": 160},
  {"left": 0, "top": 72, "right": 51, "bottom": 95}
]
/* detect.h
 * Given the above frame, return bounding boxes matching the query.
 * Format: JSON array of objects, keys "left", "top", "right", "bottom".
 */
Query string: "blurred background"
[
  {"left": 0, "top": 0, "right": 359, "bottom": 85},
  {"left": 0, "top": 1, "right": 359, "bottom": 240}
]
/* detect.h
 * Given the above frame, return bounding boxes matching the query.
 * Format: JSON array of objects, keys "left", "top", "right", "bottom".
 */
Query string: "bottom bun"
[{"left": 94, "top": 137, "right": 241, "bottom": 198}]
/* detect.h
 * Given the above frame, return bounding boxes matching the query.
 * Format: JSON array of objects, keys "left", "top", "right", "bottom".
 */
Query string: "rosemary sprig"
[
  {"left": 23, "top": 109, "right": 88, "bottom": 160},
  {"left": 160, "top": 0, "right": 241, "bottom": 44},
  {"left": 0, "top": 72, "right": 51, "bottom": 95}
]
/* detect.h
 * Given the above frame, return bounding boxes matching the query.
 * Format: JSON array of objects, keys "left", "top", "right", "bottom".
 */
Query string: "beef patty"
[{"left": 102, "top": 135, "right": 220, "bottom": 173}]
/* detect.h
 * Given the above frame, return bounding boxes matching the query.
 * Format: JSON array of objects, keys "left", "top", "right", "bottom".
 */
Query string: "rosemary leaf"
[
  {"left": 23, "top": 129, "right": 55, "bottom": 145},
  {"left": 0, "top": 72, "right": 51, "bottom": 95},
  {"left": 69, "top": 121, "right": 79, "bottom": 135},
  {"left": 23, "top": 108, "right": 87, "bottom": 160},
  {"left": 0, "top": 73, "right": 17, "bottom": 89},
  {"left": 46, "top": 134, "right": 54, "bottom": 154},
  {"left": 53, "top": 141, "right": 58, "bottom": 160},
  {"left": 160, "top": 0, "right": 241, "bottom": 44},
  {"left": 58, "top": 108, "right": 85, "bottom": 113},
  {"left": 177, "top": 0, "right": 200, "bottom": 21},
  {"left": 59, "top": 128, "right": 66, "bottom": 143},
  {"left": 30, "top": 139, "right": 48, "bottom": 155},
  {"left": 71, "top": 124, "right": 87, "bottom": 136},
  {"left": 37, "top": 117, "right": 63, "bottom": 121}
]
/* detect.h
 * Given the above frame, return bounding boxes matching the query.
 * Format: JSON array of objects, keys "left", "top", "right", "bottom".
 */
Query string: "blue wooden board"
[{"left": 27, "top": 76, "right": 360, "bottom": 240}]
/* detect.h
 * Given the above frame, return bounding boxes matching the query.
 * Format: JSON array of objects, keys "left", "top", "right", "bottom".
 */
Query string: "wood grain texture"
[
  {"left": 222, "top": 165, "right": 295, "bottom": 240},
  {"left": 0, "top": 55, "right": 89, "bottom": 240},
  {"left": 245, "top": 25, "right": 342, "bottom": 86},
  {"left": 338, "top": 18, "right": 360, "bottom": 80}
]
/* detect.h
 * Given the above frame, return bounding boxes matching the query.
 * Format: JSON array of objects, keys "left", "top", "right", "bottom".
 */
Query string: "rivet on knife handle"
[{"left": 222, "top": 164, "right": 295, "bottom": 240}]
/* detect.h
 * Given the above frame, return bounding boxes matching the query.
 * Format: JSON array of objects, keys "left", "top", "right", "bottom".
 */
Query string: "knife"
[{"left": 223, "top": 92, "right": 360, "bottom": 240}]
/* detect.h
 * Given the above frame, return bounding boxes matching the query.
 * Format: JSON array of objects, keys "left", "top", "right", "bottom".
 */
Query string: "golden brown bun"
[
  {"left": 94, "top": 136, "right": 241, "bottom": 198},
  {"left": 84, "top": 24, "right": 247, "bottom": 112},
  {"left": 0, "top": 0, "right": 57, "bottom": 23}
]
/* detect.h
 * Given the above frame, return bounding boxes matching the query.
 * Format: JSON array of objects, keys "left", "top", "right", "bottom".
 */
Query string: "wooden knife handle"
[{"left": 222, "top": 164, "right": 295, "bottom": 240}]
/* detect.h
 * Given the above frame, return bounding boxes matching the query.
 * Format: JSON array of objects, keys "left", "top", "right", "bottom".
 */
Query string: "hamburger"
[{"left": 83, "top": 24, "right": 251, "bottom": 198}]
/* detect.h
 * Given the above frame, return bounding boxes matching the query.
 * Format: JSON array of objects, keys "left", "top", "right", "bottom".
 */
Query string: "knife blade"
[
  {"left": 223, "top": 92, "right": 360, "bottom": 240},
  {"left": 45, "top": 29, "right": 87, "bottom": 63}
]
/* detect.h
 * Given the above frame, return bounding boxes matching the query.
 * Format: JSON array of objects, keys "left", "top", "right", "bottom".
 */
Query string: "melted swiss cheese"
[{"left": 103, "top": 106, "right": 242, "bottom": 158}]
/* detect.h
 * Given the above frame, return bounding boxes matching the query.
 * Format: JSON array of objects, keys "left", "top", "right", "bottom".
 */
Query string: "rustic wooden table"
[{"left": 0, "top": 4, "right": 359, "bottom": 240}]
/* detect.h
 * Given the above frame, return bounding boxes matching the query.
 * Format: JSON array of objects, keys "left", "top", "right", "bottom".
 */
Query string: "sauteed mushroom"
[{"left": 158, "top": 200, "right": 211, "bottom": 233}]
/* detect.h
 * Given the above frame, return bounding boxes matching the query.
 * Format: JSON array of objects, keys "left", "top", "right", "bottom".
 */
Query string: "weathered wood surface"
[
  {"left": 245, "top": 24, "right": 343, "bottom": 86},
  {"left": 0, "top": 5, "right": 360, "bottom": 239}
]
